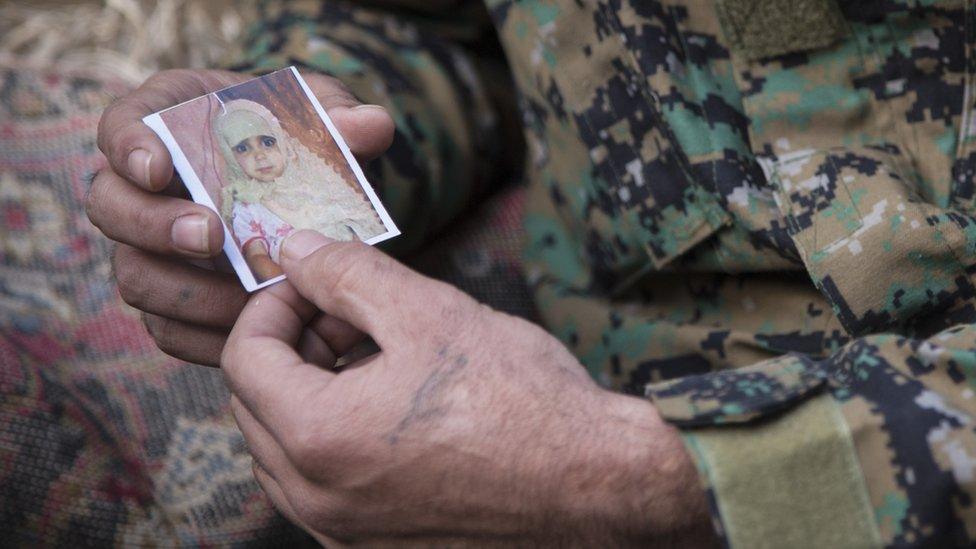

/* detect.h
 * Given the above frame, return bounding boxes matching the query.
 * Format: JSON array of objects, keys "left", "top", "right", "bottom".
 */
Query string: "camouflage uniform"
[{"left": 231, "top": 0, "right": 976, "bottom": 546}]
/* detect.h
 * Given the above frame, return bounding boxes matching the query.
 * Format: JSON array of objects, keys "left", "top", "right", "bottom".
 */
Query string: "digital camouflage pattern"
[{"left": 231, "top": 0, "right": 976, "bottom": 546}]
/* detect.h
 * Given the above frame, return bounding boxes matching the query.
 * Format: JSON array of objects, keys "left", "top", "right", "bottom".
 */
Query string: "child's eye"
[
  {"left": 261, "top": 136, "right": 276, "bottom": 148},
  {"left": 234, "top": 143, "right": 248, "bottom": 153}
]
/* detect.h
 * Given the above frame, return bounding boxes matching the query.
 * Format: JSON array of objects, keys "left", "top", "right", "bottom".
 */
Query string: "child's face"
[{"left": 232, "top": 135, "right": 286, "bottom": 182}]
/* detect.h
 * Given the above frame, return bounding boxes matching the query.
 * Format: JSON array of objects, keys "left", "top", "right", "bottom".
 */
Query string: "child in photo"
[{"left": 213, "top": 98, "right": 386, "bottom": 281}]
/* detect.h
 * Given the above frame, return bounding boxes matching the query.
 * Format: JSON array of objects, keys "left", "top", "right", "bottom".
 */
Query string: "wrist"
[{"left": 581, "top": 392, "right": 717, "bottom": 545}]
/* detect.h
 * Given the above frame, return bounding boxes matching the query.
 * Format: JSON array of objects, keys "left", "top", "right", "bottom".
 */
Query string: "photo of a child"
[
  {"left": 143, "top": 68, "right": 398, "bottom": 290},
  {"left": 215, "top": 98, "right": 386, "bottom": 281}
]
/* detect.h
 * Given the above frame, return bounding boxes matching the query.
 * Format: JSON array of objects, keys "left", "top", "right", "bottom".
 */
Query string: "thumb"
[
  {"left": 302, "top": 73, "right": 395, "bottom": 161},
  {"left": 279, "top": 231, "right": 473, "bottom": 347},
  {"left": 327, "top": 105, "right": 395, "bottom": 161}
]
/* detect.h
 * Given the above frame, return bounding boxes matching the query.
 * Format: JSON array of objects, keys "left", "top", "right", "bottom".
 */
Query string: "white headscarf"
[{"left": 213, "top": 99, "right": 386, "bottom": 241}]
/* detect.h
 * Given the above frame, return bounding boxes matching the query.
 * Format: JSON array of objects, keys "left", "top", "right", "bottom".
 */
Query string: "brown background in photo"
[{"left": 158, "top": 68, "right": 366, "bottom": 220}]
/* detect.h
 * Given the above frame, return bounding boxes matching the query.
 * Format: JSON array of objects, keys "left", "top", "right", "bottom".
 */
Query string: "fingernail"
[
  {"left": 171, "top": 214, "right": 210, "bottom": 255},
  {"left": 282, "top": 230, "right": 334, "bottom": 261},
  {"left": 351, "top": 104, "right": 386, "bottom": 113},
  {"left": 128, "top": 149, "right": 152, "bottom": 187}
]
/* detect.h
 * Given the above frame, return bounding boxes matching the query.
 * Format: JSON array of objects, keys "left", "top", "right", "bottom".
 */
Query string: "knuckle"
[
  {"left": 306, "top": 71, "right": 351, "bottom": 93},
  {"left": 326, "top": 260, "right": 362, "bottom": 299},
  {"left": 109, "top": 243, "right": 120, "bottom": 274},
  {"left": 108, "top": 125, "right": 137, "bottom": 163},
  {"left": 85, "top": 169, "right": 111, "bottom": 226},
  {"left": 115, "top": 252, "right": 153, "bottom": 309},
  {"left": 323, "top": 92, "right": 359, "bottom": 108},
  {"left": 315, "top": 78, "right": 359, "bottom": 107},
  {"left": 154, "top": 335, "right": 177, "bottom": 357},
  {"left": 144, "top": 315, "right": 181, "bottom": 358},
  {"left": 96, "top": 100, "right": 122, "bottom": 154},
  {"left": 133, "top": 201, "right": 171, "bottom": 240},
  {"left": 145, "top": 69, "right": 214, "bottom": 103},
  {"left": 283, "top": 427, "right": 331, "bottom": 475},
  {"left": 144, "top": 69, "right": 192, "bottom": 89},
  {"left": 141, "top": 311, "right": 162, "bottom": 341},
  {"left": 169, "top": 68, "right": 203, "bottom": 80},
  {"left": 195, "top": 282, "right": 240, "bottom": 326},
  {"left": 310, "top": 243, "right": 368, "bottom": 296},
  {"left": 284, "top": 419, "right": 355, "bottom": 482},
  {"left": 323, "top": 74, "right": 350, "bottom": 92},
  {"left": 148, "top": 68, "right": 180, "bottom": 83},
  {"left": 157, "top": 69, "right": 193, "bottom": 89},
  {"left": 430, "top": 282, "right": 482, "bottom": 330},
  {"left": 98, "top": 98, "right": 141, "bottom": 161},
  {"left": 84, "top": 180, "right": 100, "bottom": 227}
]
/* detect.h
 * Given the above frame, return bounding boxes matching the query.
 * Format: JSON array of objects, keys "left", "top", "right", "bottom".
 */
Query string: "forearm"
[{"left": 594, "top": 392, "right": 718, "bottom": 546}]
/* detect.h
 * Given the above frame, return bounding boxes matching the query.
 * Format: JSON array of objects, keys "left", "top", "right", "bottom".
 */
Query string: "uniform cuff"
[{"left": 648, "top": 361, "right": 882, "bottom": 547}]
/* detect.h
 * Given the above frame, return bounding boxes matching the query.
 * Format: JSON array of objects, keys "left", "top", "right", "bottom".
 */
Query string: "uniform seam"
[
  {"left": 605, "top": 6, "right": 729, "bottom": 234},
  {"left": 665, "top": 4, "right": 740, "bottom": 273},
  {"left": 882, "top": 16, "right": 925, "bottom": 187},
  {"left": 666, "top": 4, "right": 724, "bottom": 211},
  {"left": 860, "top": 17, "right": 921, "bottom": 193},
  {"left": 575, "top": 6, "right": 729, "bottom": 269}
]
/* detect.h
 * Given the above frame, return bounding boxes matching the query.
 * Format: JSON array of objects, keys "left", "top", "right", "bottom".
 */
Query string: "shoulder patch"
[{"left": 715, "top": 0, "right": 847, "bottom": 60}]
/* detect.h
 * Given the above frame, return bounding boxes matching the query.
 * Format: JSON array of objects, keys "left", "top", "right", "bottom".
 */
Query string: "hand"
[
  {"left": 222, "top": 230, "right": 715, "bottom": 546},
  {"left": 85, "top": 68, "right": 395, "bottom": 366}
]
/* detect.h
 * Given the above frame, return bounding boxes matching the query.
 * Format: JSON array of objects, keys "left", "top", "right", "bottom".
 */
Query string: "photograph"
[{"left": 143, "top": 67, "right": 398, "bottom": 291}]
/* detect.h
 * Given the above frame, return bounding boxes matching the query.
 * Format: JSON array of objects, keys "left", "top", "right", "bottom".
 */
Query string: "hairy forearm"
[{"left": 580, "top": 393, "right": 717, "bottom": 546}]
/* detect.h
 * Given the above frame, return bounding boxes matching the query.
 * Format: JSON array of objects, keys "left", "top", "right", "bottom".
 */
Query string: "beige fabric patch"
[{"left": 684, "top": 394, "right": 882, "bottom": 548}]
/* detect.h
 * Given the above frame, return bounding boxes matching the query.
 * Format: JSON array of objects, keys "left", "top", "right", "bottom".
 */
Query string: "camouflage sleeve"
[
  {"left": 647, "top": 325, "right": 976, "bottom": 547},
  {"left": 225, "top": 0, "right": 503, "bottom": 253}
]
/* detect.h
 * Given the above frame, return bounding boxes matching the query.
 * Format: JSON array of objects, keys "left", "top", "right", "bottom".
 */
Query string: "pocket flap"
[
  {"left": 762, "top": 145, "right": 974, "bottom": 337},
  {"left": 548, "top": 8, "right": 730, "bottom": 270},
  {"left": 647, "top": 355, "right": 827, "bottom": 427}
]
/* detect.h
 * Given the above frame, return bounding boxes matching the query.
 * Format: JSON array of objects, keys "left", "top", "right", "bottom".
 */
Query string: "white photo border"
[{"left": 143, "top": 67, "right": 400, "bottom": 292}]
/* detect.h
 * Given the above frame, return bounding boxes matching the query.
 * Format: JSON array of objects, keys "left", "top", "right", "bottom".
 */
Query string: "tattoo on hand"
[{"left": 387, "top": 346, "right": 469, "bottom": 444}]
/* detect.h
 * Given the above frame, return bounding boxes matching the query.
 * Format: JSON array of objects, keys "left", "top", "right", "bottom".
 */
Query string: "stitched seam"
[
  {"left": 882, "top": 16, "right": 926, "bottom": 192},
  {"left": 605, "top": 6, "right": 727, "bottom": 235},
  {"left": 819, "top": 152, "right": 866, "bottom": 253},
  {"left": 862, "top": 18, "right": 921, "bottom": 190},
  {"left": 667, "top": 5, "right": 735, "bottom": 239},
  {"left": 667, "top": 4, "right": 723, "bottom": 205}
]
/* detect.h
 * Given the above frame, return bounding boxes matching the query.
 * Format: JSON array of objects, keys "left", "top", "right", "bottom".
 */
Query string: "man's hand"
[
  {"left": 86, "top": 69, "right": 395, "bottom": 366},
  {"left": 222, "top": 230, "right": 716, "bottom": 546}
]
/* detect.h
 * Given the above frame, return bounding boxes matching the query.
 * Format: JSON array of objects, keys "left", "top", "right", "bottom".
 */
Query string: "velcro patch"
[{"left": 715, "top": 0, "right": 847, "bottom": 60}]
